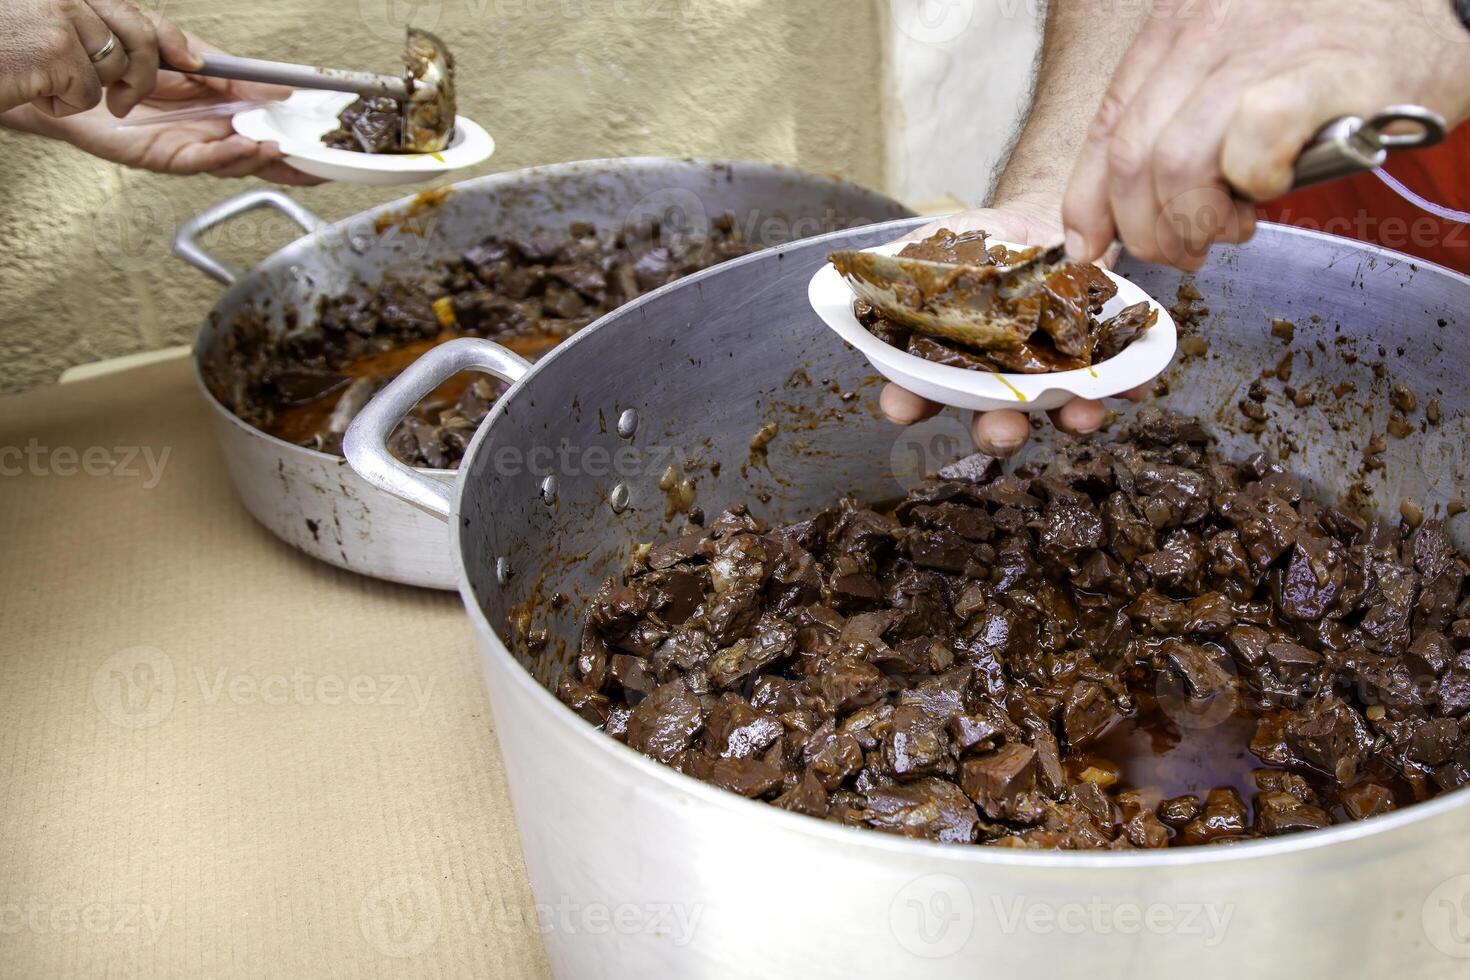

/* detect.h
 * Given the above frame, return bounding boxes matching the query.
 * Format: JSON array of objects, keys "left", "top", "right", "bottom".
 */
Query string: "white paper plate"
[
  {"left": 808, "top": 239, "right": 1177, "bottom": 412},
  {"left": 233, "top": 90, "right": 494, "bottom": 186}
]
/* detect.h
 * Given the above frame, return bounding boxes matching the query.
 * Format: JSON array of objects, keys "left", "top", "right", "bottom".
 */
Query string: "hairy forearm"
[{"left": 991, "top": 0, "right": 1152, "bottom": 206}]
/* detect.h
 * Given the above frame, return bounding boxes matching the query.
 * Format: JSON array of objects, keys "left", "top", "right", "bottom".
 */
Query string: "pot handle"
[
  {"left": 343, "top": 338, "right": 532, "bottom": 521},
  {"left": 173, "top": 189, "right": 325, "bottom": 285}
]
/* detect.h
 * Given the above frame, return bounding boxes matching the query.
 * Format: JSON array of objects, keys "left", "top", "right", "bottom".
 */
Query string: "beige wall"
[{"left": 0, "top": 0, "right": 888, "bottom": 393}]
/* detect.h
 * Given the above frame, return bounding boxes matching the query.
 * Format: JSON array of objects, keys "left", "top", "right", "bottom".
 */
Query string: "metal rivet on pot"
[
  {"left": 609, "top": 483, "right": 630, "bottom": 514},
  {"left": 539, "top": 475, "right": 557, "bottom": 504},
  {"left": 495, "top": 556, "right": 511, "bottom": 585},
  {"left": 616, "top": 409, "right": 639, "bottom": 439}
]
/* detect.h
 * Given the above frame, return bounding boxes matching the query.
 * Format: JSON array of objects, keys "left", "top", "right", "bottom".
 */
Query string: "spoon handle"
[{"left": 163, "top": 53, "right": 409, "bottom": 101}]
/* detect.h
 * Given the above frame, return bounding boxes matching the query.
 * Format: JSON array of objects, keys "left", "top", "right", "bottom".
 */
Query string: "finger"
[
  {"left": 1151, "top": 57, "right": 1271, "bottom": 267},
  {"left": 1048, "top": 398, "right": 1106, "bottom": 437},
  {"left": 207, "top": 155, "right": 277, "bottom": 179},
  {"left": 971, "top": 410, "right": 1031, "bottom": 457},
  {"left": 199, "top": 139, "right": 285, "bottom": 178},
  {"left": 87, "top": 0, "right": 162, "bottom": 115},
  {"left": 151, "top": 69, "right": 229, "bottom": 101},
  {"left": 157, "top": 132, "right": 260, "bottom": 174},
  {"left": 880, "top": 384, "right": 943, "bottom": 425},
  {"left": 1104, "top": 36, "right": 1226, "bottom": 265},
  {"left": 40, "top": 58, "right": 102, "bottom": 117},
  {"left": 42, "top": 7, "right": 107, "bottom": 115},
  {"left": 68, "top": 3, "right": 129, "bottom": 89},
  {"left": 220, "top": 77, "right": 294, "bottom": 103},
  {"left": 89, "top": 0, "right": 158, "bottom": 116},
  {"left": 1115, "top": 384, "right": 1149, "bottom": 403},
  {"left": 1223, "top": 201, "right": 1257, "bottom": 245},
  {"left": 1061, "top": 12, "right": 1180, "bottom": 263},
  {"left": 1222, "top": 61, "right": 1375, "bottom": 203},
  {"left": 220, "top": 142, "right": 316, "bottom": 185},
  {"left": 148, "top": 10, "right": 199, "bottom": 69}
]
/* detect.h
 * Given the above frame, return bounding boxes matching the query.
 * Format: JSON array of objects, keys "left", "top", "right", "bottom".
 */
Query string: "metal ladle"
[{"left": 160, "top": 28, "right": 457, "bottom": 153}]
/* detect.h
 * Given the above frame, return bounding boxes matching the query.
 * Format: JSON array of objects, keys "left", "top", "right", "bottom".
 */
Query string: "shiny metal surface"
[
  {"left": 1291, "top": 105, "right": 1448, "bottom": 191},
  {"left": 354, "top": 217, "right": 1470, "bottom": 977},
  {"left": 174, "top": 188, "right": 325, "bottom": 285},
  {"left": 179, "top": 158, "right": 916, "bottom": 588},
  {"left": 343, "top": 338, "right": 529, "bottom": 518},
  {"left": 164, "top": 51, "right": 411, "bottom": 100}
]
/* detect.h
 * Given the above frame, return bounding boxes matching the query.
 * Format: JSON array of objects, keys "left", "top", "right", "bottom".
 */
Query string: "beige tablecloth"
[{"left": 0, "top": 353, "right": 548, "bottom": 978}]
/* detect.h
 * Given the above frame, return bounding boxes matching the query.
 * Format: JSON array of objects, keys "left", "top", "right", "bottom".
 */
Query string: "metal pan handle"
[
  {"left": 1288, "top": 105, "right": 1447, "bottom": 193},
  {"left": 343, "top": 338, "right": 532, "bottom": 522},
  {"left": 173, "top": 189, "right": 325, "bottom": 285}
]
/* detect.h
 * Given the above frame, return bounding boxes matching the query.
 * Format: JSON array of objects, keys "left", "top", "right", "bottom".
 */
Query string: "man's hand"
[
  {"left": 25, "top": 70, "right": 318, "bottom": 182},
  {"left": 879, "top": 195, "right": 1146, "bottom": 457},
  {"left": 2, "top": 39, "right": 321, "bottom": 184},
  {"left": 1062, "top": 0, "right": 1470, "bottom": 271},
  {"left": 0, "top": 0, "right": 200, "bottom": 117}
]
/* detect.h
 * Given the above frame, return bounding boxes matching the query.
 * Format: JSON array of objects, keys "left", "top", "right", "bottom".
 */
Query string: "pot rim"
[
  {"left": 188, "top": 155, "right": 915, "bottom": 473},
  {"left": 452, "top": 216, "right": 1470, "bottom": 869}
]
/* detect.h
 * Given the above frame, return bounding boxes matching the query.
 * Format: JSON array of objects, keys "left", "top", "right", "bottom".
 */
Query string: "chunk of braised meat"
[
  {"left": 1177, "top": 788, "right": 1250, "bottom": 845},
  {"left": 570, "top": 413, "right": 1470, "bottom": 850},
  {"left": 1094, "top": 301, "right": 1158, "bottom": 360},
  {"left": 861, "top": 779, "right": 980, "bottom": 844},
  {"left": 624, "top": 678, "right": 704, "bottom": 764}
]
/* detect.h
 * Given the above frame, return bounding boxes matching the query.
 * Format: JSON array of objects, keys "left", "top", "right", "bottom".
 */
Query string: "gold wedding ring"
[{"left": 89, "top": 33, "right": 118, "bottom": 63}]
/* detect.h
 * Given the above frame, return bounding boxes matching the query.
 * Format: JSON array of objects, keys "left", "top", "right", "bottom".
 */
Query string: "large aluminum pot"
[
  {"left": 344, "top": 219, "right": 1470, "bottom": 978},
  {"left": 175, "top": 158, "right": 915, "bottom": 588}
]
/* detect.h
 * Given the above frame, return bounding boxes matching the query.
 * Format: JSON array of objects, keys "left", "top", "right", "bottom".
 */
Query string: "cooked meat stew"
[
  {"left": 565, "top": 410, "right": 1470, "bottom": 849},
  {"left": 206, "top": 216, "right": 760, "bottom": 467},
  {"left": 855, "top": 228, "right": 1157, "bottom": 374}
]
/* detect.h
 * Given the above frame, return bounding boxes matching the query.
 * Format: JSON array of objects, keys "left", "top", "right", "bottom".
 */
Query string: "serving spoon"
[{"left": 160, "top": 28, "right": 456, "bottom": 153}]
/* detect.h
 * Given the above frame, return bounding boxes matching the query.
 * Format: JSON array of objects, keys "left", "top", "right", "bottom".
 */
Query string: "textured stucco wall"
[
  {"left": 884, "top": 0, "right": 1043, "bottom": 206},
  {"left": 0, "top": 0, "right": 887, "bottom": 393}
]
